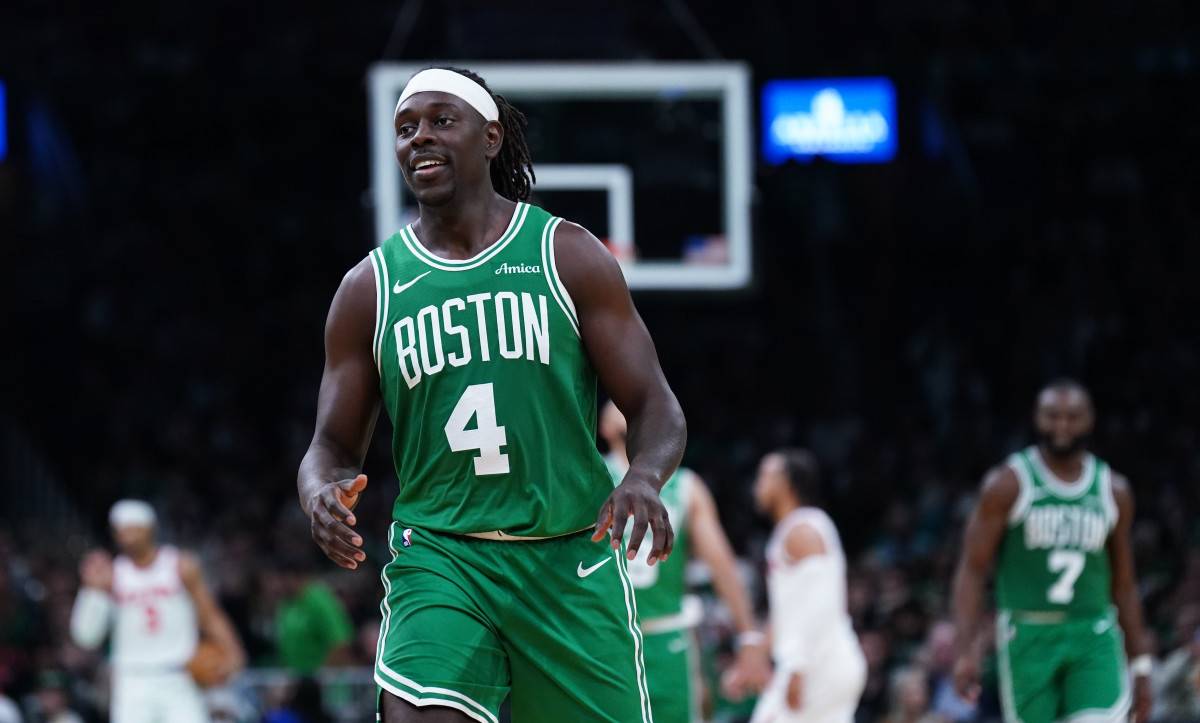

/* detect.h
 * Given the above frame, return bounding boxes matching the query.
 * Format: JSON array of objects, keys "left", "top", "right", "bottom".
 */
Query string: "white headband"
[
  {"left": 396, "top": 69, "right": 499, "bottom": 123},
  {"left": 109, "top": 499, "right": 156, "bottom": 528}
]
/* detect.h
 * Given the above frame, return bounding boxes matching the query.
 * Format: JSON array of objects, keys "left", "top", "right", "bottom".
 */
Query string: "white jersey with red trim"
[
  {"left": 753, "top": 507, "right": 865, "bottom": 723},
  {"left": 764, "top": 507, "right": 859, "bottom": 672},
  {"left": 111, "top": 546, "right": 198, "bottom": 669}
]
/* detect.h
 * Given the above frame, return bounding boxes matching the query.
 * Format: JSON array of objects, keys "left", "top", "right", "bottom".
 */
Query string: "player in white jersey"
[
  {"left": 70, "top": 500, "right": 245, "bottom": 723},
  {"left": 747, "top": 449, "right": 866, "bottom": 723}
]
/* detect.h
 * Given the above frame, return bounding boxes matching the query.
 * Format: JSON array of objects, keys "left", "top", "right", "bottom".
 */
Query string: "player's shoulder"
[
  {"left": 174, "top": 549, "right": 204, "bottom": 583},
  {"left": 981, "top": 461, "right": 1019, "bottom": 489},
  {"left": 1106, "top": 467, "right": 1134, "bottom": 503},
  {"left": 549, "top": 219, "right": 628, "bottom": 303},
  {"left": 977, "top": 462, "right": 1021, "bottom": 509},
  {"left": 782, "top": 514, "right": 827, "bottom": 561},
  {"left": 325, "top": 256, "right": 378, "bottom": 339},
  {"left": 325, "top": 255, "right": 377, "bottom": 313},
  {"left": 677, "top": 467, "right": 706, "bottom": 499},
  {"left": 340, "top": 255, "right": 377, "bottom": 292},
  {"left": 550, "top": 218, "right": 607, "bottom": 257}
]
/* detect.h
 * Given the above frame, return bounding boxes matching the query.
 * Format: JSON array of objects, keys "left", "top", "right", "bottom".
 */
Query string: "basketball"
[{"left": 187, "top": 640, "right": 230, "bottom": 688}]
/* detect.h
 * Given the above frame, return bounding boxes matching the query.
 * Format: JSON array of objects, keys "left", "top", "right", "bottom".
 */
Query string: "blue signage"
[
  {"left": 762, "top": 77, "right": 897, "bottom": 164},
  {"left": 0, "top": 80, "right": 6, "bottom": 162}
]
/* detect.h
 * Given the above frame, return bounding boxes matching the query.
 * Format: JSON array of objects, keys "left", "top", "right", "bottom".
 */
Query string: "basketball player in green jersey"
[
  {"left": 599, "top": 402, "right": 771, "bottom": 723},
  {"left": 297, "top": 67, "right": 686, "bottom": 723},
  {"left": 951, "top": 380, "right": 1152, "bottom": 722}
]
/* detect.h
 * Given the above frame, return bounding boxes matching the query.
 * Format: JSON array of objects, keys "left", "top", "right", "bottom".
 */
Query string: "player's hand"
[
  {"left": 1131, "top": 674, "right": 1152, "bottom": 723},
  {"left": 719, "top": 643, "right": 772, "bottom": 701},
  {"left": 216, "top": 643, "right": 247, "bottom": 684},
  {"left": 591, "top": 477, "right": 674, "bottom": 564},
  {"left": 79, "top": 550, "right": 114, "bottom": 590},
  {"left": 952, "top": 653, "right": 982, "bottom": 703},
  {"left": 785, "top": 671, "right": 804, "bottom": 710},
  {"left": 307, "top": 474, "right": 368, "bottom": 570}
]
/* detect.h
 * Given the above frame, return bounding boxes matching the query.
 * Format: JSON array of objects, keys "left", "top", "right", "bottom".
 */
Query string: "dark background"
[{"left": 2, "top": 1, "right": 1199, "bottom": 721}]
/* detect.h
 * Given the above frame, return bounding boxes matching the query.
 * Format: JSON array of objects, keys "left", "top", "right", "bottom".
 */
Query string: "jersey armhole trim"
[
  {"left": 1099, "top": 463, "right": 1118, "bottom": 532},
  {"left": 680, "top": 469, "right": 696, "bottom": 507},
  {"left": 776, "top": 514, "right": 829, "bottom": 566},
  {"left": 1007, "top": 453, "right": 1035, "bottom": 526},
  {"left": 369, "top": 248, "right": 389, "bottom": 373},
  {"left": 778, "top": 535, "right": 830, "bottom": 567},
  {"left": 541, "top": 217, "right": 580, "bottom": 337}
]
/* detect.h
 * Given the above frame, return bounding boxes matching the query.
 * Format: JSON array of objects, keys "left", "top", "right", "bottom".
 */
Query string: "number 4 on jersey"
[{"left": 445, "top": 383, "right": 510, "bottom": 476}]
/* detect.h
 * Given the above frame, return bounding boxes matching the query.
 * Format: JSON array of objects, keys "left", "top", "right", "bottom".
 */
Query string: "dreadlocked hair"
[{"left": 439, "top": 66, "right": 536, "bottom": 202}]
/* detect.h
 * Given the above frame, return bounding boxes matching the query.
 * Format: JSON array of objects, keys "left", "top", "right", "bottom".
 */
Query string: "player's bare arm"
[
  {"left": 1108, "top": 473, "right": 1153, "bottom": 723},
  {"left": 776, "top": 521, "right": 827, "bottom": 711},
  {"left": 179, "top": 552, "right": 246, "bottom": 680},
  {"left": 554, "top": 221, "right": 686, "bottom": 564},
  {"left": 298, "top": 258, "right": 382, "bottom": 570},
  {"left": 951, "top": 465, "right": 1019, "bottom": 700},
  {"left": 691, "top": 479, "right": 761, "bottom": 638},
  {"left": 690, "top": 479, "right": 772, "bottom": 696},
  {"left": 70, "top": 550, "right": 116, "bottom": 650}
]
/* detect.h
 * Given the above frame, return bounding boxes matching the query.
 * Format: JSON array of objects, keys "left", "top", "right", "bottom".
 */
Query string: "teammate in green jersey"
[
  {"left": 297, "top": 67, "right": 686, "bottom": 723},
  {"left": 952, "top": 380, "right": 1152, "bottom": 722},
  {"left": 600, "top": 401, "right": 771, "bottom": 723}
]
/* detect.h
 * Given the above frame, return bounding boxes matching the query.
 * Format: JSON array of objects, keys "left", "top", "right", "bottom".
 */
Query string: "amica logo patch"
[{"left": 494, "top": 262, "right": 541, "bottom": 275}]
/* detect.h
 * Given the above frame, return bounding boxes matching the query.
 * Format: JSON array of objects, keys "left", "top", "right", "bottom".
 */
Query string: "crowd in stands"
[{"left": 3, "top": 0, "right": 1200, "bottom": 721}]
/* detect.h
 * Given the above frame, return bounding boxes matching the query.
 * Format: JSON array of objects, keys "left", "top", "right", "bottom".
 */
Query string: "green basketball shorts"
[
  {"left": 995, "top": 608, "right": 1131, "bottom": 723},
  {"left": 374, "top": 522, "right": 653, "bottom": 723},
  {"left": 641, "top": 627, "right": 701, "bottom": 723}
]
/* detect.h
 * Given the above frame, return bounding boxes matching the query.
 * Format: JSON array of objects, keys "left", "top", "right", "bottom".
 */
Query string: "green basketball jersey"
[
  {"left": 605, "top": 454, "right": 691, "bottom": 620},
  {"left": 369, "top": 203, "right": 611, "bottom": 537},
  {"left": 994, "top": 447, "right": 1119, "bottom": 618}
]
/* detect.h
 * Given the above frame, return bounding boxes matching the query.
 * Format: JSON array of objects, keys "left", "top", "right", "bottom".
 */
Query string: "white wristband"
[
  {"left": 1129, "top": 654, "right": 1153, "bottom": 678},
  {"left": 735, "top": 631, "right": 766, "bottom": 650}
]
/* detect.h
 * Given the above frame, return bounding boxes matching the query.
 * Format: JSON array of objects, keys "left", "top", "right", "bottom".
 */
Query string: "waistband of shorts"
[
  {"left": 113, "top": 663, "right": 187, "bottom": 675},
  {"left": 451, "top": 525, "right": 594, "bottom": 542},
  {"left": 641, "top": 595, "right": 704, "bottom": 634},
  {"left": 1002, "top": 607, "right": 1114, "bottom": 625}
]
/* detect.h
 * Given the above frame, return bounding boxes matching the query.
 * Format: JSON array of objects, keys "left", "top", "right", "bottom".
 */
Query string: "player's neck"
[
  {"left": 1037, "top": 445, "right": 1087, "bottom": 481},
  {"left": 416, "top": 191, "right": 513, "bottom": 258},
  {"left": 127, "top": 545, "right": 160, "bottom": 568},
  {"left": 773, "top": 499, "right": 802, "bottom": 525}
]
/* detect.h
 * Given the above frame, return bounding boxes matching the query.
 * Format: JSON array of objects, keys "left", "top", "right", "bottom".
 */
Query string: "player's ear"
[{"left": 484, "top": 120, "right": 504, "bottom": 160}]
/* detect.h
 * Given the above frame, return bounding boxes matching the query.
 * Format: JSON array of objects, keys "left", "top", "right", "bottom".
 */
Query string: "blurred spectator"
[
  {"left": 2, "top": 2, "right": 1200, "bottom": 721},
  {"left": 856, "top": 629, "right": 892, "bottom": 723},
  {"left": 0, "top": 557, "right": 40, "bottom": 703},
  {"left": 1151, "top": 606, "right": 1200, "bottom": 723},
  {"left": 27, "top": 670, "right": 83, "bottom": 723},
  {"left": 919, "top": 620, "right": 978, "bottom": 723},
  {"left": 0, "top": 690, "right": 20, "bottom": 723},
  {"left": 264, "top": 556, "right": 354, "bottom": 677},
  {"left": 205, "top": 686, "right": 259, "bottom": 723},
  {"left": 261, "top": 676, "right": 330, "bottom": 723},
  {"left": 882, "top": 667, "right": 946, "bottom": 723}
]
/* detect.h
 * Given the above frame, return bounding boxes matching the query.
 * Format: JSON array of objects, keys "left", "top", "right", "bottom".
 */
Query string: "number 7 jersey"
[
  {"left": 994, "top": 446, "right": 1120, "bottom": 618},
  {"left": 369, "top": 203, "right": 611, "bottom": 538}
]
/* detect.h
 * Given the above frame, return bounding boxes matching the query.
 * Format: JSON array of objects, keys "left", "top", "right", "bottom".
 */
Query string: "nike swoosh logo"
[
  {"left": 393, "top": 271, "right": 432, "bottom": 295},
  {"left": 1093, "top": 618, "right": 1114, "bottom": 635},
  {"left": 577, "top": 557, "right": 612, "bottom": 578}
]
